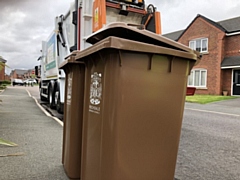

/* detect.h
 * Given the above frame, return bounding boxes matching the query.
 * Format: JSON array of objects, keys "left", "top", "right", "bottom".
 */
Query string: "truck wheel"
[
  {"left": 40, "top": 88, "right": 47, "bottom": 101},
  {"left": 39, "top": 84, "right": 47, "bottom": 101},
  {"left": 49, "top": 86, "right": 56, "bottom": 109},
  {"left": 56, "top": 91, "right": 63, "bottom": 114}
]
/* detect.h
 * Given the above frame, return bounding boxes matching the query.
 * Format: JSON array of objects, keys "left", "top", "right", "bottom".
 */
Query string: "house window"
[
  {"left": 189, "top": 38, "right": 208, "bottom": 53},
  {"left": 188, "top": 69, "right": 207, "bottom": 87}
]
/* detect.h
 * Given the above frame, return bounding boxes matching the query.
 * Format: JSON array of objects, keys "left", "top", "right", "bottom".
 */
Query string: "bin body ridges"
[{"left": 81, "top": 49, "right": 190, "bottom": 180}]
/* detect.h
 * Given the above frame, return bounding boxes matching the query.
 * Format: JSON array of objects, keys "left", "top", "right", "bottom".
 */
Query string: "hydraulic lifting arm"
[{"left": 93, "top": 0, "right": 161, "bottom": 34}]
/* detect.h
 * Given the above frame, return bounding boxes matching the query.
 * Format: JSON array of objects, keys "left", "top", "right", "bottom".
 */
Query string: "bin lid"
[
  {"left": 75, "top": 36, "right": 200, "bottom": 62},
  {"left": 59, "top": 51, "right": 83, "bottom": 70},
  {"left": 86, "top": 22, "right": 198, "bottom": 54}
]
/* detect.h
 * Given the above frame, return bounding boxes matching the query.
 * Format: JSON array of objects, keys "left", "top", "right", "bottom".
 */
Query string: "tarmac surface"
[
  {"left": 0, "top": 87, "right": 68, "bottom": 180},
  {"left": 1, "top": 86, "right": 240, "bottom": 180},
  {"left": 185, "top": 97, "right": 240, "bottom": 116},
  {"left": 176, "top": 100, "right": 240, "bottom": 180}
]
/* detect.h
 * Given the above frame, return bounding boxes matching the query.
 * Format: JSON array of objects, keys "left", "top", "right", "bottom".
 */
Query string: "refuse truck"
[{"left": 38, "top": 0, "right": 161, "bottom": 113}]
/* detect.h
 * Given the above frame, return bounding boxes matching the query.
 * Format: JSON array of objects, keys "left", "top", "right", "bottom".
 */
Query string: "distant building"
[
  {"left": 4, "top": 74, "right": 10, "bottom": 81},
  {"left": 163, "top": 14, "right": 240, "bottom": 96},
  {"left": 23, "top": 69, "right": 35, "bottom": 79},
  {"left": 10, "top": 68, "right": 35, "bottom": 80},
  {"left": 10, "top": 69, "right": 27, "bottom": 80},
  {"left": 0, "top": 57, "right": 7, "bottom": 82}
]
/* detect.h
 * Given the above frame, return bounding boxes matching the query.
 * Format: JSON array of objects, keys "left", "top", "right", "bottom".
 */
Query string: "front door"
[{"left": 233, "top": 70, "right": 240, "bottom": 95}]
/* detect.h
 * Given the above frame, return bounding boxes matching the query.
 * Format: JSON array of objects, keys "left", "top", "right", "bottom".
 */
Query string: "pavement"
[
  {"left": 185, "top": 97, "right": 240, "bottom": 116},
  {"left": 1, "top": 86, "right": 240, "bottom": 180},
  {"left": 0, "top": 86, "right": 68, "bottom": 180}
]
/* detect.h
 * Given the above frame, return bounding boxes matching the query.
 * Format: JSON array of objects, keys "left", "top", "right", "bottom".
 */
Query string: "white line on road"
[
  {"left": 25, "top": 86, "right": 240, "bottom": 126},
  {"left": 185, "top": 108, "right": 240, "bottom": 117},
  {"left": 26, "top": 89, "right": 64, "bottom": 126}
]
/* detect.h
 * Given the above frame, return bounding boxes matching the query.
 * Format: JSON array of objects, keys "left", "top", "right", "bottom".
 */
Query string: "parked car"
[
  {"left": 24, "top": 79, "right": 37, "bottom": 86},
  {"left": 12, "top": 79, "right": 24, "bottom": 86}
]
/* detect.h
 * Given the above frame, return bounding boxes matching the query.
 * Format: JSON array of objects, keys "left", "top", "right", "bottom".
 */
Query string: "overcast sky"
[{"left": 1, "top": 0, "right": 240, "bottom": 74}]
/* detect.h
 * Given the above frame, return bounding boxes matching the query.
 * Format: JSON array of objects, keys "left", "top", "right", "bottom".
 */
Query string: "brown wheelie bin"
[
  {"left": 71, "top": 23, "right": 200, "bottom": 180},
  {"left": 60, "top": 52, "right": 85, "bottom": 180},
  {"left": 74, "top": 23, "right": 200, "bottom": 180}
]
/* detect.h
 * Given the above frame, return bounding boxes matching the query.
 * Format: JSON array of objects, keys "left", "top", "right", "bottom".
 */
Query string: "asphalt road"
[
  {"left": 26, "top": 85, "right": 63, "bottom": 120},
  {"left": 175, "top": 101, "right": 240, "bottom": 180},
  {"left": 29, "top": 85, "right": 240, "bottom": 179},
  {"left": 0, "top": 86, "right": 68, "bottom": 180},
  {"left": 2, "top": 86, "right": 240, "bottom": 179}
]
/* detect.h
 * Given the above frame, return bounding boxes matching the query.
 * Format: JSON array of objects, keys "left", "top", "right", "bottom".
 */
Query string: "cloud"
[
  {"left": 0, "top": 0, "right": 72, "bottom": 74},
  {"left": 1, "top": 0, "right": 240, "bottom": 75}
]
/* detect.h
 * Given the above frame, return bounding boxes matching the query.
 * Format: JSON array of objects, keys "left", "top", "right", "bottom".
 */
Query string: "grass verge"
[
  {"left": 0, "top": 138, "right": 18, "bottom": 147},
  {"left": 186, "top": 95, "right": 238, "bottom": 104}
]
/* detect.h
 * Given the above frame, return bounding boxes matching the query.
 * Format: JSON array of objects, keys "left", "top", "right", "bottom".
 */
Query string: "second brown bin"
[{"left": 61, "top": 53, "right": 85, "bottom": 179}]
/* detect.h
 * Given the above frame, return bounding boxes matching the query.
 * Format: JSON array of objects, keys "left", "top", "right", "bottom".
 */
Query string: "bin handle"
[{"left": 127, "top": 23, "right": 145, "bottom": 30}]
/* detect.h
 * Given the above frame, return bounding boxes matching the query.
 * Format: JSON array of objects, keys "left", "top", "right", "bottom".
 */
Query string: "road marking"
[
  {"left": 0, "top": 95, "right": 27, "bottom": 97},
  {"left": 26, "top": 89, "right": 63, "bottom": 126},
  {"left": 26, "top": 89, "right": 31, "bottom": 97},
  {"left": 185, "top": 108, "right": 240, "bottom": 117}
]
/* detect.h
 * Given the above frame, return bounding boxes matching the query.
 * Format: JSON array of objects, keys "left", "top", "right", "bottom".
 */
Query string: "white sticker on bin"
[{"left": 89, "top": 72, "right": 102, "bottom": 114}]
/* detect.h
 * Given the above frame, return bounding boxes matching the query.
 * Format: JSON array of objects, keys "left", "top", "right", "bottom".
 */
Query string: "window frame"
[
  {"left": 188, "top": 68, "right": 207, "bottom": 88},
  {"left": 189, "top": 38, "right": 208, "bottom": 53}
]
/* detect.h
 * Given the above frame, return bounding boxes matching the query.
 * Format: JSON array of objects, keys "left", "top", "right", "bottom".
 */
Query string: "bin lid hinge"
[
  {"left": 89, "top": 55, "right": 97, "bottom": 67},
  {"left": 118, "top": 50, "right": 122, "bottom": 67},
  {"left": 168, "top": 56, "right": 175, "bottom": 73},
  {"left": 89, "top": 52, "right": 104, "bottom": 67},
  {"left": 148, "top": 54, "right": 153, "bottom": 70},
  {"left": 98, "top": 52, "right": 104, "bottom": 63}
]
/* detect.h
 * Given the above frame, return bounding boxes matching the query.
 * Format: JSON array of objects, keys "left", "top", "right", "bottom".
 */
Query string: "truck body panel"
[{"left": 39, "top": 0, "right": 161, "bottom": 113}]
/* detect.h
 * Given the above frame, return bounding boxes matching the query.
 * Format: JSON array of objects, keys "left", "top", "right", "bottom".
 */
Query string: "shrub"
[
  {"left": 0, "top": 84, "right": 7, "bottom": 90},
  {"left": 1, "top": 80, "right": 11, "bottom": 84}
]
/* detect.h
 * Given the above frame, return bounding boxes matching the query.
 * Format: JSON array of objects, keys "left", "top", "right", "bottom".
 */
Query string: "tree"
[
  {"left": 0, "top": 56, "right": 9, "bottom": 71},
  {"left": 0, "top": 62, "right": 4, "bottom": 71},
  {"left": 0, "top": 56, "right": 7, "bottom": 70}
]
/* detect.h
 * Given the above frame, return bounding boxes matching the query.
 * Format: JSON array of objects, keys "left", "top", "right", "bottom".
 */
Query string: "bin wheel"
[{"left": 49, "top": 86, "right": 56, "bottom": 109}]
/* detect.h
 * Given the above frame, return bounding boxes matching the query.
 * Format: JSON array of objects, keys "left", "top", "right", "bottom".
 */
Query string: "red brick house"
[
  {"left": 10, "top": 68, "right": 36, "bottom": 81},
  {"left": 0, "top": 57, "right": 7, "bottom": 82},
  {"left": 10, "top": 69, "right": 28, "bottom": 80},
  {"left": 164, "top": 14, "right": 240, "bottom": 96},
  {"left": 23, "top": 69, "right": 35, "bottom": 79}
]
